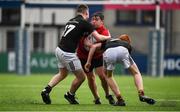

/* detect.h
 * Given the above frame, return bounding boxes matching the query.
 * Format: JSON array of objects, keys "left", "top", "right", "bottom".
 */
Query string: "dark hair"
[
  {"left": 92, "top": 12, "right": 104, "bottom": 20},
  {"left": 76, "top": 4, "right": 89, "bottom": 14}
]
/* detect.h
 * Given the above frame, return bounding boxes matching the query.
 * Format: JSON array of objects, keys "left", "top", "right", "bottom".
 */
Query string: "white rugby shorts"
[
  {"left": 55, "top": 47, "right": 82, "bottom": 72},
  {"left": 103, "top": 46, "right": 134, "bottom": 70}
]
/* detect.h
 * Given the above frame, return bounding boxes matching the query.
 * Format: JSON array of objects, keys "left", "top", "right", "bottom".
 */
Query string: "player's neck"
[{"left": 77, "top": 13, "right": 86, "bottom": 20}]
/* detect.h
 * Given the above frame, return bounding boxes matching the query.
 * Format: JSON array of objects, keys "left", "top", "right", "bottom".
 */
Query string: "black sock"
[
  {"left": 68, "top": 91, "right": 75, "bottom": 96},
  {"left": 44, "top": 85, "right": 52, "bottom": 93}
]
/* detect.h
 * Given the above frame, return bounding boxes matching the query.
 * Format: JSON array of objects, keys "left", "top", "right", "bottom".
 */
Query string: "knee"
[
  {"left": 99, "top": 74, "right": 106, "bottom": 81},
  {"left": 74, "top": 70, "right": 86, "bottom": 82},
  {"left": 80, "top": 73, "right": 86, "bottom": 82},
  {"left": 87, "top": 77, "right": 96, "bottom": 85},
  {"left": 106, "top": 73, "right": 112, "bottom": 78},
  {"left": 87, "top": 73, "right": 95, "bottom": 80},
  {"left": 78, "top": 76, "right": 85, "bottom": 83},
  {"left": 106, "top": 70, "right": 113, "bottom": 78}
]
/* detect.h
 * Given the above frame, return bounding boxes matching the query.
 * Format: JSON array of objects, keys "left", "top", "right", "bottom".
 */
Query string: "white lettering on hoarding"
[
  {"left": 164, "top": 59, "right": 180, "bottom": 70},
  {"left": 49, "top": 58, "right": 57, "bottom": 68},
  {"left": 164, "top": 59, "right": 175, "bottom": 70},
  {"left": 31, "top": 57, "right": 57, "bottom": 69},
  {"left": 176, "top": 59, "right": 180, "bottom": 70},
  {"left": 8, "top": 52, "right": 16, "bottom": 71},
  {"left": 31, "top": 58, "right": 38, "bottom": 67},
  {"left": 39, "top": 58, "right": 48, "bottom": 68}
]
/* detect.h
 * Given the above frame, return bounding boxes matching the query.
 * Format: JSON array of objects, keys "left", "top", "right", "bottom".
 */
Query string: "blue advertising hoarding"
[{"left": 133, "top": 54, "right": 180, "bottom": 75}]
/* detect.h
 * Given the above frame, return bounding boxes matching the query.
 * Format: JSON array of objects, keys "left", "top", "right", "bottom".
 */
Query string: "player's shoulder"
[
  {"left": 69, "top": 15, "right": 86, "bottom": 24},
  {"left": 74, "top": 15, "right": 88, "bottom": 24},
  {"left": 102, "top": 29, "right": 110, "bottom": 36},
  {"left": 102, "top": 26, "right": 110, "bottom": 35},
  {"left": 97, "top": 25, "right": 110, "bottom": 36}
]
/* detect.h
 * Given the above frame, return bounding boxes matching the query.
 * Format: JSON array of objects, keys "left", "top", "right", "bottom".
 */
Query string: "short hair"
[
  {"left": 76, "top": 4, "right": 89, "bottom": 14},
  {"left": 92, "top": 12, "right": 104, "bottom": 20},
  {"left": 118, "top": 34, "right": 131, "bottom": 44}
]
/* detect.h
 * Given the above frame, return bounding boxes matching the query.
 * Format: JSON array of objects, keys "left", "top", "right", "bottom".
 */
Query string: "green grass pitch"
[{"left": 0, "top": 73, "right": 180, "bottom": 111}]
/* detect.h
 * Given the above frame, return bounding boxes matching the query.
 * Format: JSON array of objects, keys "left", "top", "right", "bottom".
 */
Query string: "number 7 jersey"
[{"left": 58, "top": 15, "right": 95, "bottom": 53}]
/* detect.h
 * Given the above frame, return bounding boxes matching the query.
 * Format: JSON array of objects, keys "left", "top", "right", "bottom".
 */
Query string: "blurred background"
[{"left": 0, "top": 0, "right": 180, "bottom": 76}]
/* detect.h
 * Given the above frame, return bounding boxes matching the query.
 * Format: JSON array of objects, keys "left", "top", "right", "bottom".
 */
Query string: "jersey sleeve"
[
  {"left": 81, "top": 20, "right": 95, "bottom": 35},
  {"left": 101, "top": 29, "right": 110, "bottom": 36}
]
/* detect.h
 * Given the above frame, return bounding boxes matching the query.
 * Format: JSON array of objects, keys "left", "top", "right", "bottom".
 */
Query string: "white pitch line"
[{"left": 156, "top": 99, "right": 180, "bottom": 102}]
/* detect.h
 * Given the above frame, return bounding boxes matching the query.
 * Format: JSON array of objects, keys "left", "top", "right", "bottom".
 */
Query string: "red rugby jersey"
[{"left": 77, "top": 25, "right": 110, "bottom": 59}]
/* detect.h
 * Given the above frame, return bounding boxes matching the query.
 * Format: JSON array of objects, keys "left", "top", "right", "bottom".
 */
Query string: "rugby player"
[
  {"left": 77, "top": 12, "right": 115, "bottom": 105},
  {"left": 41, "top": 4, "right": 110, "bottom": 105},
  {"left": 85, "top": 34, "right": 156, "bottom": 106}
]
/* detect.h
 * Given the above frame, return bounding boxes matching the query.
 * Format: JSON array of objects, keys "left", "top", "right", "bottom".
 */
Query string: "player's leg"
[
  {"left": 48, "top": 68, "right": 68, "bottom": 88},
  {"left": 128, "top": 63, "right": 156, "bottom": 105},
  {"left": 70, "top": 69, "right": 86, "bottom": 94},
  {"left": 118, "top": 47, "right": 155, "bottom": 105},
  {"left": 103, "top": 47, "right": 125, "bottom": 106},
  {"left": 128, "top": 63, "right": 144, "bottom": 93},
  {"left": 63, "top": 55, "right": 86, "bottom": 104},
  {"left": 95, "top": 66, "right": 115, "bottom": 105},
  {"left": 95, "top": 66, "right": 109, "bottom": 96},
  {"left": 41, "top": 47, "right": 68, "bottom": 104},
  {"left": 41, "top": 68, "right": 68, "bottom": 104},
  {"left": 86, "top": 71, "right": 101, "bottom": 104},
  {"left": 64, "top": 69, "right": 86, "bottom": 104},
  {"left": 105, "top": 69, "right": 125, "bottom": 106},
  {"left": 80, "top": 59, "right": 101, "bottom": 104}
]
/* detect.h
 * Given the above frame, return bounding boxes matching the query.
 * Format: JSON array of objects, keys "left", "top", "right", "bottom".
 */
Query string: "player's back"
[{"left": 102, "top": 38, "right": 132, "bottom": 53}]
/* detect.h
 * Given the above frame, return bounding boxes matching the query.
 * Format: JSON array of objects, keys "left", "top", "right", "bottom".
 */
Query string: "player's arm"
[
  {"left": 83, "top": 20, "right": 111, "bottom": 41},
  {"left": 91, "top": 30, "right": 111, "bottom": 42},
  {"left": 84, "top": 42, "right": 102, "bottom": 72}
]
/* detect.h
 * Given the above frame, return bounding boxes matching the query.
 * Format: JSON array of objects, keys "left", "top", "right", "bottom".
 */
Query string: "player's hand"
[
  {"left": 84, "top": 63, "right": 91, "bottom": 72},
  {"left": 84, "top": 38, "right": 93, "bottom": 47}
]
